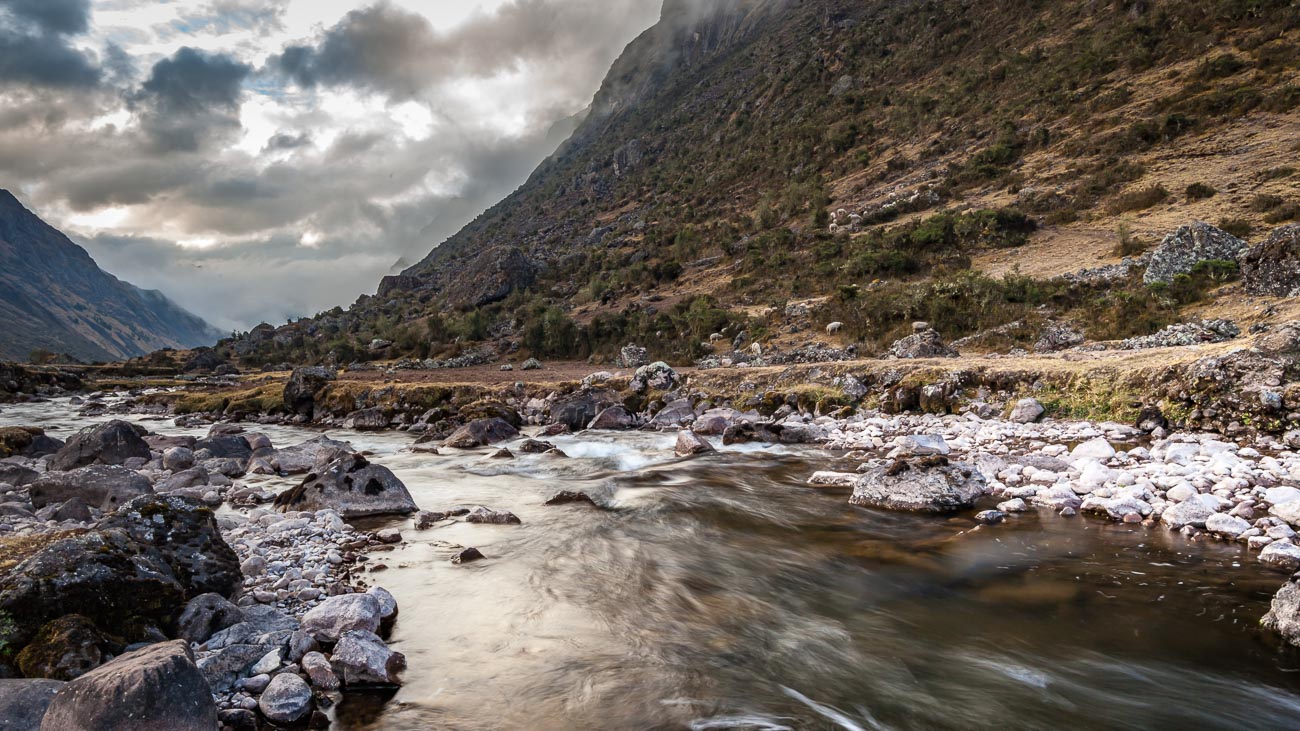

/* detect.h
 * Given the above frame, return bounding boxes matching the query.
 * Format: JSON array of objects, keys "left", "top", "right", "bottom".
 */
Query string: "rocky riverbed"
[{"left": 6, "top": 370, "right": 1300, "bottom": 728}]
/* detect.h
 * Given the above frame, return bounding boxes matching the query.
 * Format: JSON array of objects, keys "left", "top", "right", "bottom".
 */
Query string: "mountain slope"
[
  {"left": 0, "top": 190, "right": 223, "bottom": 362},
  {"left": 223, "top": 0, "right": 1300, "bottom": 366}
]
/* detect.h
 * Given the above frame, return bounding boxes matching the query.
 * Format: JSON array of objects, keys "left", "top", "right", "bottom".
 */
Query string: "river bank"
[{"left": 6, "top": 335, "right": 1300, "bottom": 727}]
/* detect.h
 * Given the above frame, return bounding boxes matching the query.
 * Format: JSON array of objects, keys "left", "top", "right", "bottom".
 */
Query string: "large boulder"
[
  {"left": 1143, "top": 222, "right": 1247, "bottom": 285},
  {"left": 443, "top": 418, "right": 519, "bottom": 449},
  {"left": 98, "top": 495, "right": 242, "bottom": 599},
  {"left": 28, "top": 465, "right": 154, "bottom": 511},
  {"left": 849, "top": 458, "right": 987, "bottom": 512},
  {"left": 49, "top": 421, "right": 150, "bottom": 471},
  {"left": 283, "top": 366, "right": 335, "bottom": 418},
  {"left": 1242, "top": 224, "right": 1300, "bottom": 297},
  {"left": 0, "top": 427, "right": 63, "bottom": 459},
  {"left": 0, "top": 531, "right": 185, "bottom": 653},
  {"left": 343, "top": 408, "right": 389, "bottom": 431},
  {"left": 39, "top": 640, "right": 217, "bottom": 731},
  {"left": 331, "top": 629, "right": 406, "bottom": 686},
  {"left": 0, "top": 679, "right": 64, "bottom": 729},
  {"left": 270, "top": 435, "right": 353, "bottom": 474},
  {"left": 272, "top": 453, "right": 417, "bottom": 518},
  {"left": 0, "top": 462, "right": 38, "bottom": 487}
]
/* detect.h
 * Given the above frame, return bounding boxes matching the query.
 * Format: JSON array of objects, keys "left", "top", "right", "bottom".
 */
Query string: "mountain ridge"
[{"left": 0, "top": 190, "right": 224, "bottom": 362}]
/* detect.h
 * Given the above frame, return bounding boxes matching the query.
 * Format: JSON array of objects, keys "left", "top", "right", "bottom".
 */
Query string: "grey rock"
[
  {"left": 850, "top": 458, "right": 987, "bottom": 513},
  {"left": 630, "top": 362, "right": 679, "bottom": 393},
  {"left": 1008, "top": 398, "right": 1045, "bottom": 424},
  {"left": 49, "top": 420, "right": 151, "bottom": 471},
  {"left": 443, "top": 418, "right": 519, "bottom": 449},
  {"left": 270, "top": 435, "right": 354, "bottom": 474},
  {"left": 1242, "top": 224, "right": 1300, "bottom": 296},
  {"left": 885, "top": 329, "right": 958, "bottom": 359},
  {"left": 301, "top": 651, "right": 339, "bottom": 690},
  {"left": 330, "top": 629, "right": 406, "bottom": 686},
  {"left": 283, "top": 366, "right": 336, "bottom": 418},
  {"left": 29, "top": 465, "right": 153, "bottom": 511},
  {"left": 40, "top": 640, "right": 217, "bottom": 731},
  {"left": 177, "top": 593, "right": 245, "bottom": 644},
  {"left": 674, "top": 430, "right": 715, "bottom": 457},
  {"left": 0, "top": 679, "right": 64, "bottom": 730},
  {"left": 258, "top": 672, "right": 312, "bottom": 724},
  {"left": 272, "top": 453, "right": 416, "bottom": 518},
  {"left": 301, "top": 593, "right": 381, "bottom": 643}
]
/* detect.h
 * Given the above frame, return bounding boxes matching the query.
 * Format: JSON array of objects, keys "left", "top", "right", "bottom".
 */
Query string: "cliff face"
[{"left": 0, "top": 191, "right": 223, "bottom": 362}]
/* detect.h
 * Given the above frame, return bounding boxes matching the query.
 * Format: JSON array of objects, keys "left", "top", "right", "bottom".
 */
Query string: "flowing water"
[{"left": 6, "top": 397, "right": 1300, "bottom": 730}]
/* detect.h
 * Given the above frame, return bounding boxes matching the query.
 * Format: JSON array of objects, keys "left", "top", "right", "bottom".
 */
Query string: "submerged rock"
[
  {"left": 850, "top": 457, "right": 987, "bottom": 512},
  {"left": 674, "top": 430, "right": 716, "bottom": 457},
  {"left": 273, "top": 453, "right": 417, "bottom": 518}
]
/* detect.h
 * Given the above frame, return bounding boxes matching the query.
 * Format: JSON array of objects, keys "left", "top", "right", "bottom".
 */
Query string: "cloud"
[
  {"left": 132, "top": 46, "right": 251, "bottom": 151},
  {"left": 1, "top": 0, "right": 663, "bottom": 330},
  {"left": 272, "top": 0, "right": 660, "bottom": 101},
  {"left": 0, "top": 0, "right": 101, "bottom": 87},
  {"left": 1, "top": 0, "right": 91, "bottom": 35}
]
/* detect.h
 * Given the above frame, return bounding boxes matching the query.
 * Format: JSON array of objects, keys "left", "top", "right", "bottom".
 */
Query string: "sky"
[{"left": 0, "top": 0, "right": 663, "bottom": 332}]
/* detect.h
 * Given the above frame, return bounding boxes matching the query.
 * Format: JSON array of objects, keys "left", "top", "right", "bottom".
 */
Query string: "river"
[{"left": 4, "top": 396, "right": 1300, "bottom": 730}]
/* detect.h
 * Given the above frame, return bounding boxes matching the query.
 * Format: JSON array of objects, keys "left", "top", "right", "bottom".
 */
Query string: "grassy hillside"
[{"left": 221, "top": 0, "right": 1300, "bottom": 367}]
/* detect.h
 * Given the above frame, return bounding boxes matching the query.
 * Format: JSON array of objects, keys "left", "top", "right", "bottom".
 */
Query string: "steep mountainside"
[
  {"left": 0, "top": 191, "right": 223, "bottom": 362},
  {"left": 223, "top": 0, "right": 1300, "bottom": 367}
]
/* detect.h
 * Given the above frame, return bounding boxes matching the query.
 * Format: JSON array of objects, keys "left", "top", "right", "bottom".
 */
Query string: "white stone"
[{"left": 1071, "top": 438, "right": 1116, "bottom": 462}]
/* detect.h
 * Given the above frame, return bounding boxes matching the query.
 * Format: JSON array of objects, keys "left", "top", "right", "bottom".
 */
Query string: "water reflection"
[{"left": 4, "top": 397, "right": 1300, "bottom": 730}]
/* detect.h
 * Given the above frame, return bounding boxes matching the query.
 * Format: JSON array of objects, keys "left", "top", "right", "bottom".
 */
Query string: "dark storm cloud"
[
  {"left": 272, "top": 0, "right": 660, "bottom": 100},
  {"left": 1, "top": 0, "right": 91, "bottom": 35},
  {"left": 263, "top": 131, "right": 311, "bottom": 152},
  {"left": 0, "top": 0, "right": 101, "bottom": 87},
  {"left": 132, "top": 46, "right": 251, "bottom": 152}
]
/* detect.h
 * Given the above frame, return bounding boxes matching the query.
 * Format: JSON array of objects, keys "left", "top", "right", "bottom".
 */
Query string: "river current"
[{"left": 4, "top": 397, "right": 1300, "bottom": 730}]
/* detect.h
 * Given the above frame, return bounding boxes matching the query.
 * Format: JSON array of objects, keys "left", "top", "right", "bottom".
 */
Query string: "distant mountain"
[{"left": 0, "top": 190, "right": 223, "bottom": 362}]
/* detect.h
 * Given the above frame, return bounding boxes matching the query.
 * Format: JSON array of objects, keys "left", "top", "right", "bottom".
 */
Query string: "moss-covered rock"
[{"left": 16, "top": 615, "right": 119, "bottom": 681}]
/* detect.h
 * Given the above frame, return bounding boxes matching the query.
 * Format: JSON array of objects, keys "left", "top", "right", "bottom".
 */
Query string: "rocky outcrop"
[
  {"left": 1242, "top": 224, "right": 1300, "bottom": 297},
  {"left": 849, "top": 457, "right": 987, "bottom": 512},
  {"left": 885, "top": 325, "right": 959, "bottom": 359},
  {"left": 39, "top": 640, "right": 217, "bottom": 731},
  {"left": 283, "top": 366, "right": 335, "bottom": 418},
  {"left": 48, "top": 420, "right": 150, "bottom": 471},
  {"left": 28, "top": 465, "right": 154, "bottom": 512},
  {"left": 1143, "top": 222, "right": 1246, "bottom": 285},
  {"left": 272, "top": 453, "right": 417, "bottom": 518},
  {"left": 630, "top": 362, "right": 679, "bottom": 393},
  {"left": 0, "top": 496, "right": 240, "bottom": 657}
]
